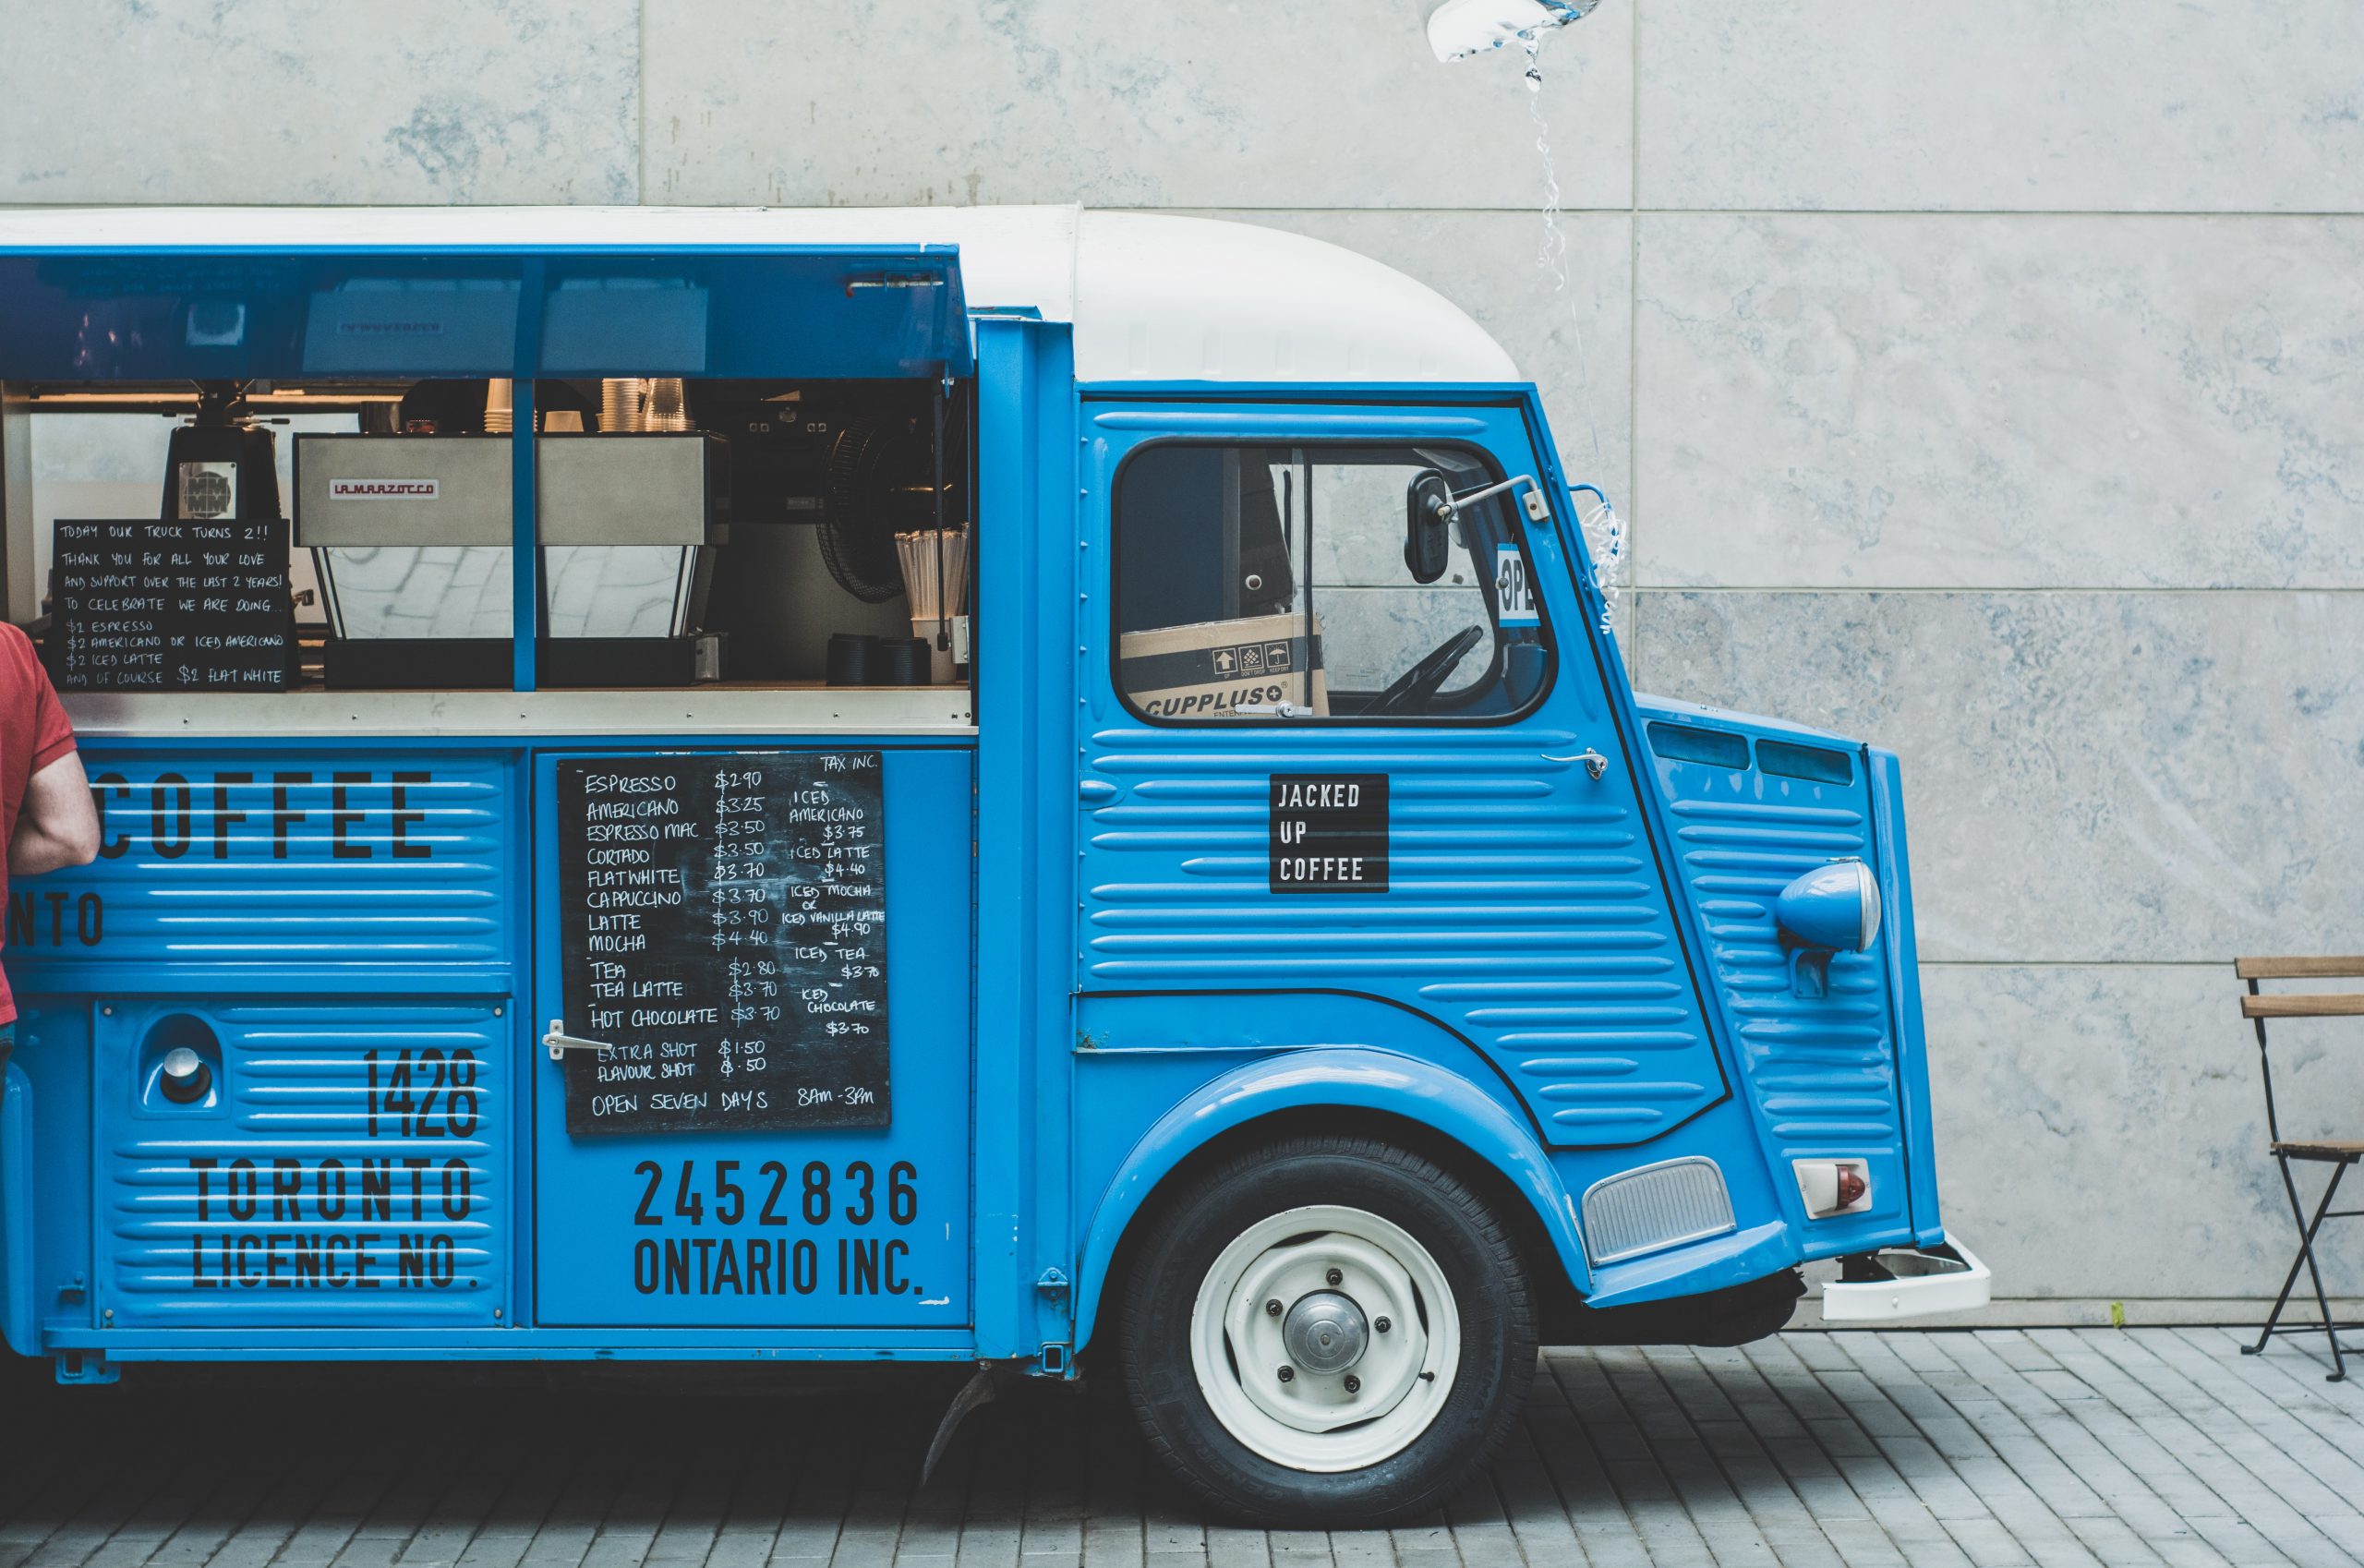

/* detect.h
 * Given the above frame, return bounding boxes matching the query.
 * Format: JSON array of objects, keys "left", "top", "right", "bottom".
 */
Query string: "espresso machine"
[{"left": 294, "top": 390, "right": 726, "bottom": 688}]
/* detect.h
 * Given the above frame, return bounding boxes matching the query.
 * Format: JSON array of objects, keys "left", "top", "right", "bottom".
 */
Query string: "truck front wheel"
[{"left": 1117, "top": 1134, "right": 1536, "bottom": 1526}]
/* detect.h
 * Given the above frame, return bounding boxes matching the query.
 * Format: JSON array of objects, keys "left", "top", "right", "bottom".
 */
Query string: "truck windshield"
[{"left": 1112, "top": 441, "right": 1550, "bottom": 723}]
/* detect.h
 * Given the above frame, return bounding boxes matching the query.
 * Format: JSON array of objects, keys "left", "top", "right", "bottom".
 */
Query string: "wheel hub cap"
[
  {"left": 1282, "top": 1291, "right": 1369, "bottom": 1374},
  {"left": 1188, "top": 1204, "right": 1462, "bottom": 1472}
]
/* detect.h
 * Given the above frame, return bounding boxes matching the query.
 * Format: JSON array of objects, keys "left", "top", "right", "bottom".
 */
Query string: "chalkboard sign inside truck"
[{"left": 48, "top": 518, "right": 293, "bottom": 691}]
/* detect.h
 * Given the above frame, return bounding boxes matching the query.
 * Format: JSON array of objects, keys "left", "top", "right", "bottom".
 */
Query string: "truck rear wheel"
[{"left": 1117, "top": 1134, "right": 1535, "bottom": 1526}]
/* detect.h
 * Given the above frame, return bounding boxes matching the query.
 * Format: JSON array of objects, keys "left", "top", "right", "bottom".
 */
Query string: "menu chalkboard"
[
  {"left": 554, "top": 753, "right": 890, "bottom": 1135},
  {"left": 48, "top": 518, "right": 293, "bottom": 691}
]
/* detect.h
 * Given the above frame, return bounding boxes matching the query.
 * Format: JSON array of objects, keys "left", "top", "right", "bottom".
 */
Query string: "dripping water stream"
[{"left": 1521, "top": 33, "right": 1623, "bottom": 635}]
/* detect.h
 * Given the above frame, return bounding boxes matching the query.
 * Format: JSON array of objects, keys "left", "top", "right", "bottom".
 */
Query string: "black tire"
[{"left": 1116, "top": 1134, "right": 1536, "bottom": 1526}]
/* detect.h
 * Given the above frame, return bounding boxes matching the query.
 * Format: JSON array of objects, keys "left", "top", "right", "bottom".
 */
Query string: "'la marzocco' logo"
[{"left": 328, "top": 479, "right": 439, "bottom": 501}]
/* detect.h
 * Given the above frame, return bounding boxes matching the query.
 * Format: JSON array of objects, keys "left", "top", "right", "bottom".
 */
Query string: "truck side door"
[{"left": 1076, "top": 400, "right": 1726, "bottom": 1147}]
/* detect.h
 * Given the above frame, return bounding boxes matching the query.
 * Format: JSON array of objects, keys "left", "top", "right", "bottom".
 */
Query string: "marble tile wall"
[
  {"left": 1634, "top": 214, "right": 2364, "bottom": 591},
  {"left": 6, "top": 0, "right": 2358, "bottom": 1309},
  {"left": 0, "top": 3, "right": 641, "bottom": 205},
  {"left": 640, "top": 0, "right": 1633, "bottom": 211},
  {"left": 1924, "top": 965, "right": 2364, "bottom": 1304},
  {"left": 1636, "top": 2, "right": 2364, "bottom": 213}
]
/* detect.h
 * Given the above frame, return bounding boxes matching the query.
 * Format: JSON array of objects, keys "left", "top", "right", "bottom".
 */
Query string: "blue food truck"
[{"left": 0, "top": 207, "right": 1984, "bottom": 1524}]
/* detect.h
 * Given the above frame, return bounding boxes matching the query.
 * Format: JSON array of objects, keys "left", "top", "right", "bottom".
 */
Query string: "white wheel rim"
[{"left": 1188, "top": 1203, "right": 1460, "bottom": 1473}]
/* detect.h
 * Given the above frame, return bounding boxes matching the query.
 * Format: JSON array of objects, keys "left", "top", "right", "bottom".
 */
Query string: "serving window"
[
  {"left": 0, "top": 247, "right": 977, "bottom": 701},
  {"left": 1112, "top": 441, "right": 1554, "bottom": 724}
]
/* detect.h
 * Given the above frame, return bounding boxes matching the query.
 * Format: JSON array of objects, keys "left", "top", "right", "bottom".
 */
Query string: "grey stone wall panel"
[
  {"left": 1633, "top": 588, "right": 2364, "bottom": 965},
  {"left": 1637, "top": 0, "right": 2364, "bottom": 213},
  {"left": 641, "top": 0, "right": 1633, "bottom": 210},
  {"left": 0, "top": 1, "right": 640, "bottom": 205},
  {"left": 1923, "top": 962, "right": 2364, "bottom": 1302},
  {"left": 1633, "top": 213, "right": 2364, "bottom": 591}
]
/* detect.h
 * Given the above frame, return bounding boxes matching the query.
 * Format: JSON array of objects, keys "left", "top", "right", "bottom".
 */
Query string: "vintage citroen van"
[{"left": 0, "top": 206, "right": 1983, "bottom": 1524}]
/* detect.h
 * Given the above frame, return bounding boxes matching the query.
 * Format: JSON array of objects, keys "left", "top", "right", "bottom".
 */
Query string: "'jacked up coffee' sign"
[{"left": 1267, "top": 773, "right": 1388, "bottom": 894}]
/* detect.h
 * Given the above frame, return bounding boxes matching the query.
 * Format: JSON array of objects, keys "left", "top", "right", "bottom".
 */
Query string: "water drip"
[
  {"left": 1520, "top": 31, "right": 1623, "bottom": 635},
  {"left": 1430, "top": 0, "right": 1625, "bottom": 633},
  {"left": 1426, "top": 0, "right": 1603, "bottom": 63}
]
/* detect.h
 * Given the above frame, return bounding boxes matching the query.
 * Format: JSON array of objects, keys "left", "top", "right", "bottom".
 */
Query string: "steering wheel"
[{"left": 1365, "top": 625, "right": 1485, "bottom": 718}]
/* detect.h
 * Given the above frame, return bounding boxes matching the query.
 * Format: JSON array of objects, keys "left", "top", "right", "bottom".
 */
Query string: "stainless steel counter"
[{"left": 62, "top": 686, "right": 977, "bottom": 739}]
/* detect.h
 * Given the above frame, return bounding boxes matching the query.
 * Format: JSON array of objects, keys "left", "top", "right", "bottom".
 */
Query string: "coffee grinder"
[{"left": 163, "top": 382, "right": 282, "bottom": 525}]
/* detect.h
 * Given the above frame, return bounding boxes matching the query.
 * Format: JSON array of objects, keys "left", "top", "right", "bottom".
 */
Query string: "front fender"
[{"left": 1071, "top": 1046, "right": 1591, "bottom": 1348}]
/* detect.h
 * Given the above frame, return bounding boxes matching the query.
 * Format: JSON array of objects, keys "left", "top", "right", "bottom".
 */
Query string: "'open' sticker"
[{"left": 1495, "top": 546, "right": 1539, "bottom": 625}]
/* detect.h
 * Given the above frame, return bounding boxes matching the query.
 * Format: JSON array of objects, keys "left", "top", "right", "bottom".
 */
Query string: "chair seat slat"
[
  {"left": 2274, "top": 1140, "right": 2364, "bottom": 1161},
  {"left": 2237, "top": 956, "right": 2364, "bottom": 980},
  {"left": 2243, "top": 994, "right": 2364, "bottom": 1019}
]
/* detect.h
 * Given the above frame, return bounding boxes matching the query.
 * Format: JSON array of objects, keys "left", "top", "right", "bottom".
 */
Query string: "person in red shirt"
[{"left": 0, "top": 625, "right": 98, "bottom": 1081}]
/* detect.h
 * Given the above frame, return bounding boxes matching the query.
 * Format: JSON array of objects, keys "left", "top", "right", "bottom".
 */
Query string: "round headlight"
[{"left": 1774, "top": 859, "right": 1881, "bottom": 954}]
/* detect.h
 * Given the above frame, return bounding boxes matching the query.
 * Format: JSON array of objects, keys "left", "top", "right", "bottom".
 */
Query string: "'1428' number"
[{"left": 363, "top": 1047, "right": 480, "bottom": 1139}]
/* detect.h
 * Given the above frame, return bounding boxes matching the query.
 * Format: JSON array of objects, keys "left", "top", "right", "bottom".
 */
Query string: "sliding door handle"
[{"left": 543, "top": 1019, "right": 616, "bottom": 1062}]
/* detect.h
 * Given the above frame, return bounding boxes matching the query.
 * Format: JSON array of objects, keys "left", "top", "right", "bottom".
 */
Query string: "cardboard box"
[{"left": 1117, "top": 611, "right": 1327, "bottom": 719}]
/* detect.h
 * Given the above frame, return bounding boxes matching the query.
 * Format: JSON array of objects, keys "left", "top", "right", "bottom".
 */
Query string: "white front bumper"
[{"left": 1819, "top": 1236, "right": 1991, "bottom": 1323}]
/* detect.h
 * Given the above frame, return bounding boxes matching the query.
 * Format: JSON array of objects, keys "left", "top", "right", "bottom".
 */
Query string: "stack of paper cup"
[
  {"left": 895, "top": 528, "right": 969, "bottom": 684},
  {"left": 646, "top": 378, "right": 691, "bottom": 431},
  {"left": 600, "top": 378, "right": 645, "bottom": 432},
  {"left": 596, "top": 379, "right": 689, "bottom": 433}
]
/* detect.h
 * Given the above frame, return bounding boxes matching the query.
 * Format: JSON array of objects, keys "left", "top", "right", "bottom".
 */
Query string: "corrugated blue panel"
[
  {"left": 98, "top": 999, "right": 506, "bottom": 1327},
  {"left": 1076, "top": 400, "right": 1729, "bottom": 1150},
  {"left": 1082, "top": 756, "right": 1730, "bottom": 1149},
  {"left": 37, "top": 750, "right": 514, "bottom": 969},
  {"left": 1080, "top": 735, "right": 1719, "bottom": 1145},
  {"left": 1651, "top": 737, "right": 1909, "bottom": 1253}
]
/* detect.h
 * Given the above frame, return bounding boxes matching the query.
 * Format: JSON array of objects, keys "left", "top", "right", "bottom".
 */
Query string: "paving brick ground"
[{"left": 1, "top": 1329, "right": 2359, "bottom": 1568}]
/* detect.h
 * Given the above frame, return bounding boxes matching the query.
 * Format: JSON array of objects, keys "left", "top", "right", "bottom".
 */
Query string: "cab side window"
[{"left": 1114, "top": 442, "right": 1552, "bottom": 722}]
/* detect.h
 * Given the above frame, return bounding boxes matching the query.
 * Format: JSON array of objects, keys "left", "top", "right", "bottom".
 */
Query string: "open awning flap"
[{"left": 0, "top": 244, "right": 971, "bottom": 382}]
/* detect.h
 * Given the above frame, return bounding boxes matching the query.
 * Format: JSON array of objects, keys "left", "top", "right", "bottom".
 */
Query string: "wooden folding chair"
[{"left": 2238, "top": 956, "right": 2364, "bottom": 1381}]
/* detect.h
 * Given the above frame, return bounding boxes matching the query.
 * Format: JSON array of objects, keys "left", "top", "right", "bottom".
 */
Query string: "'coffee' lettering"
[{"left": 78, "top": 770, "right": 438, "bottom": 866}]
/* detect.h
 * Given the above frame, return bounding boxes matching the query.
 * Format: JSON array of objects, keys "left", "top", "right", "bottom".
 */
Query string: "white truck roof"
[{"left": 0, "top": 205, "right": 1518, "bottom": 387}]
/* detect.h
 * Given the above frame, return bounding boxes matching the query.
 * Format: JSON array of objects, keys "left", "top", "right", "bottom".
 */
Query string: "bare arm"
[{"left": 9, "top": 751, "right": 98, "bottom": 877}]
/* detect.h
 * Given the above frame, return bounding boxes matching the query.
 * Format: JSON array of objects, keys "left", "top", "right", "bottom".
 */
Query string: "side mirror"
[{"left": 1404, "top": 470, "right": 1454, "bottom": 585}]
